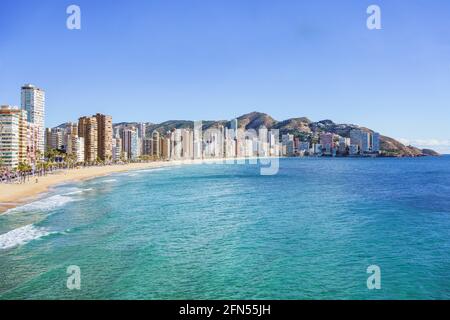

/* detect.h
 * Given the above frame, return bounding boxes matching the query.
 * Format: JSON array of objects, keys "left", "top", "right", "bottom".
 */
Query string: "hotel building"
[
  {"left": 0, "top": 106, "right": 20, "bottom": 169},
  {"left": 152, "top": 131, "right": 161, "bottom": 159},
  {"left": 142, "top": 138, "right": 153, "bottom": 157},
  {"left": 0, "top": 105, "right": 37, "bottom": 169},
  {"left": 112, "top": 136, "right": 122, "bottom": 161},
  {"left": 78, "top": 116, "right": 98, "bottom": 163},
  {"left": 95, "top": 113, "right": 113, "bottom": 161},
  {"left": 67, "top": 134, "right": 85, "bottom": 163},
  {"left": 21, "top": 84, "right": 45, "bottom": 157},
  {"left": 46, "top": 127, "right": 65, "bottom": 151},
  {"left": 350, "top": 129, "right": 380, "bottom": 154},
  {"left": 121, "top": 127, "right": 139, "bottom": 160}
]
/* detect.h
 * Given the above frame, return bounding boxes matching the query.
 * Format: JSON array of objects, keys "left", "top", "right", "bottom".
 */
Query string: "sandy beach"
[{"left": 0, "top": 159, "right": 224, "bottom": 213}]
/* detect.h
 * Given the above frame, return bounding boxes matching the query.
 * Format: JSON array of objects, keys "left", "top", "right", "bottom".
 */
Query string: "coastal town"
[{"left": 2, "top": 84, "right": 385, "bottom": 182}]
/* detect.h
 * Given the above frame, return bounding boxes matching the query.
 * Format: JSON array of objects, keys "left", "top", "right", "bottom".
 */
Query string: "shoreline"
[
  {"left": 0, "top": 157, "right": 264, "bottom": 214},
  {"left": 0, "top": 159, "right": 224, "bottom": 214},
  {"left": 1, "top": 155, "right": 444, "bottom": 214}
]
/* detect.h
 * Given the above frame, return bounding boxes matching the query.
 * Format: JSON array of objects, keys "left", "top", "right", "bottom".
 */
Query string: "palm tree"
[{"left": 66, "top": 153, "right": 76, "bottom": 169}]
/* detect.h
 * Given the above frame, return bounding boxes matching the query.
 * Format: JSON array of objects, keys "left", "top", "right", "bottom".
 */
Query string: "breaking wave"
[
  {"left": 4, "top": 194, "right": 79, "bottom": 215},
  {"left": 0, "top": 224, "right": 55, "bottom": 250}
]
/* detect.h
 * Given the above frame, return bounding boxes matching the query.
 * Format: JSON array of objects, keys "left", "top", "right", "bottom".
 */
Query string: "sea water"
[{"left": 0, "top": 157, "right": 449, "bottom": 299}]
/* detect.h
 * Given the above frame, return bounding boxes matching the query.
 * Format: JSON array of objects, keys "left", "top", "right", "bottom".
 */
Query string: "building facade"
[
  {"left": 0, "top": 106, "right": 20, "bottom": 169},
  {"left": 95, "top": 113, "right": 113, "bottom": 161},
  {"left": 21, "top": 84, "right": 45, "bottom": 157},
  {"left": 78, "top": 116, "right": 98, "bottom": 163}
]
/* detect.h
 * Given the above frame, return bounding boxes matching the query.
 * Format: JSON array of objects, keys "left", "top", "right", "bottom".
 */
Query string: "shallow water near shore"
[{"left": 1, "top": 157, "right": 450, "bottom": 299}]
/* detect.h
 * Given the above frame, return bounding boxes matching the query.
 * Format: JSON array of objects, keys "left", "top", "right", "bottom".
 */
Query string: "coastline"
[
  {"left": 0, "top": 158, "right": 234, "bottom": 214},
  {"left": 2, "top": 155, "right": 442, "bottom": 214}
]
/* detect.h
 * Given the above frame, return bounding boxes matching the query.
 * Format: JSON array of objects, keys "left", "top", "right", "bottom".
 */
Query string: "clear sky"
[{"left": 0, "top": 0, "right": 449, "bottom": 153}]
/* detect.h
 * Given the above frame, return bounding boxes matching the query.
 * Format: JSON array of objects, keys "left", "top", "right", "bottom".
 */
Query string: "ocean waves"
[
  {"left": 4, "top": 194, "right": 79, "bottom": 215},
  {"left": 0, "top": 187, "right": 92, "bottom": 249},
  {"left": 0, "top": 224, "right": 55, "bottom": 250}
]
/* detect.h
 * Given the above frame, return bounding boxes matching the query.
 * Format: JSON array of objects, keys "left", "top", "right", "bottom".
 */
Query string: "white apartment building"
[
  {"left": 67, "top": 134, "right": 85, "bottom": 163},
  {"left": 0, "top": 106, "right": 20, "bottom": 169},
  {"left": 21, "top": 84, "right": 45, "bottom": 157}
]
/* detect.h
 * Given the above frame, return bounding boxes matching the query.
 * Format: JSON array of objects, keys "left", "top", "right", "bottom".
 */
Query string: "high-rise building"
[
  {"left": 372, "top": 132, "right": 380, "bottom": 153},
  {"left": 193, "top": 122, "right": 202, "bottom": 159},
  {"left": 349, "top": 144, "right": 359, "bottom": 155},
  {"left": 67, "top": 134, "right": 85, "bottom": 163},
  {"left": 142, "top": 138, "right": 153, "bottom": 156},
  {"left": 0, "top": 105, "right": 36, "bottom": 168},
  {"left": 95, "top": 113, "right": 113, "bottom": 161},
  {"left": 230, "top": 119, "right": 238, "bottom": 132},
  {"left": 0, "top": 106, "right": 20, "bottom": 169},
  {"left": 45, "top": 128, "right": 52, "bottom": 153},
  {"left": 161, "top": 137, "right": 170, "bottom": 160},
  {"left": 350, "top": 129, "right": 362, "bottom": 150},
  {"left": 121, "top": 127, "right": 139, "bottom": 160},
  {"left": 46, "top": 127, "right": 65, "bottom": 151},
  {"left": 350, "top": 129, "right": 370, "bottom": 154},
  {"left": 137, "top": 123, "right": 147, "bottom": 139},
  {"left": 181, "top": 129, "right": 193, "bottom": 159},
  {"left": 21, "top": 84, "right": 45, "bottom": 157},
  {"left": 24, "top": 121, "right": 38, "bottom": 165},
  {"left": 66, "top": 122, "right": 78, "bottom": 136},
  {"left": 152, "top": 131, "right": 161, "bottom": 159},
  {"left": 361, "top": 132, "right": 371, "bottom": 153},
  {"left": 78, "top": 116, "right": 98, "bottom": 163},
  {"left": 338, "top": 137, "right": 350, "bottom": 155},
  {"left": 282, "top": 134, "right": 294, "bottom": 156},
  {"left": 112, "top": 137, "right": 122, "bottom": 161},
  {"left": 17, "top": 109, "right": 29, "bottom": 165}
]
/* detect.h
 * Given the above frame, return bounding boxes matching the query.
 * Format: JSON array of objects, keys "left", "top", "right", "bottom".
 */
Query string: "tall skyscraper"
[
  {"left": 230, "top": 118, "right": 239, "bottom": 141},
  {"left": 137, "top": 123, "right": 147, "bottom": 139},
  {"left": 161, "top": 137, "right": 170, "bottom": 160},
  {"left": 121, "top": 127, "right": 138, "bottom": 160},
  {"left": 181, "top": 129, "right": 193, "bottom": 159},
  {"left": 142, "top": 138, "right": 153, "bottom": 156},
  {"left": 350, "top": 129, "right": 379, "bottom": 154},
  {"left": 95, "top": 113, "right": 113, "bottom": 161},
  {"left": 112, "top": 137, "right": 122, "bottom": 161},
  {"left": 78, "top": 116, "right": 98, "bottom": 163},
  {"left": 361, "top": 132, "right": 371, "bottom": 153},
  {"left": 21, "top": 84, "right": 45, "bottom": 157},
  {"left": 152, "top": 131, "right": 161, "bottom": 159},
  {"left": 372, "top": 132, "right": 380, "bottom": 153}
]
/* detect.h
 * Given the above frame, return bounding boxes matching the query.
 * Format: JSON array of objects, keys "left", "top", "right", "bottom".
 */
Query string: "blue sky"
[{"left": 0, "top": 0, "right": 449, "bottom": 152}]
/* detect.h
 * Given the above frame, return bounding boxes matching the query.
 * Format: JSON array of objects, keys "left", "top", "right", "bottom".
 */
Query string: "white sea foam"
[
  {"left": 137, "top": 168, "right": 169, "bottom": 173},
  {"left": 102, "top": 179, "right": 117, "bottom": 183},
  {"left": 64, "top": 188, "right": 93, "bottom": 196},
  {"left": 0, "top": 224, "right": 54, "bottom": 250},
  {"left": 4, "top": 194, "right": 79, "bottom": 215}
]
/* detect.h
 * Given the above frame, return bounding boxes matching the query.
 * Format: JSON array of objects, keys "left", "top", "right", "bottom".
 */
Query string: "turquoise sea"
[{"left": 0, "top": 157, "right": 450, "bottom": 300}]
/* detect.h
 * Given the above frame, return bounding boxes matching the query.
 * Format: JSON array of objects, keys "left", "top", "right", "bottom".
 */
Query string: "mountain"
[
  {"left": 113, "top": 112, "right": 439, "bottom": 157},
  {"left": 421, "top": 149, "right": 441, "bottom": 156},
  {"left": 237, "top": 112, "right": 277, "bottom": 129}
]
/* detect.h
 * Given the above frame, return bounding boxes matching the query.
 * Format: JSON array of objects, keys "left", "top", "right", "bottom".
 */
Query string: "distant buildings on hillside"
[
  {"left": 281, "top": 129, "right": 380, "bottom": 157},
  {"left": 1, "top": 85, "right": 382, "bottom": 171}
]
